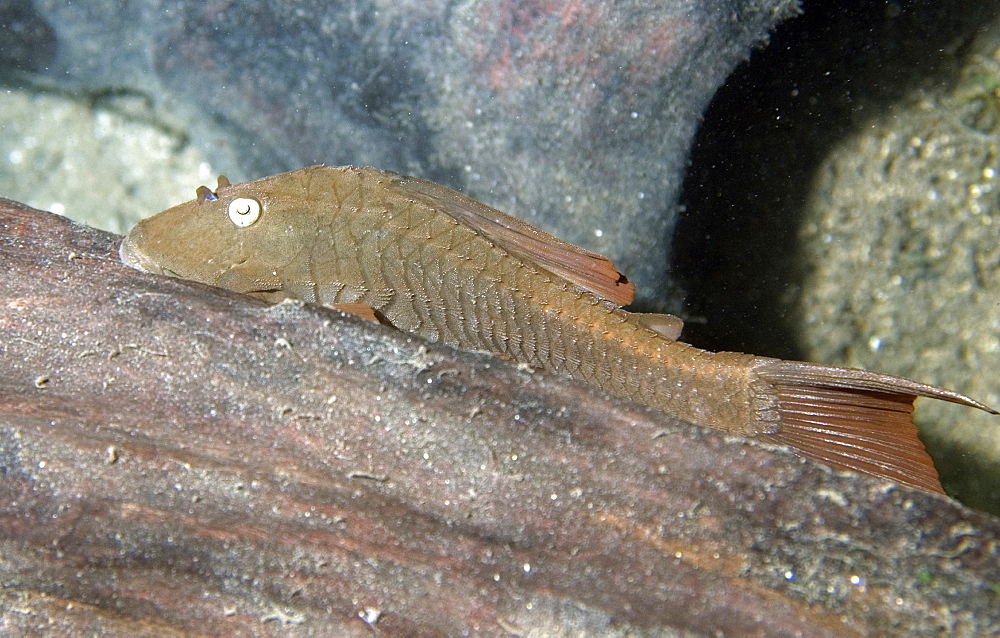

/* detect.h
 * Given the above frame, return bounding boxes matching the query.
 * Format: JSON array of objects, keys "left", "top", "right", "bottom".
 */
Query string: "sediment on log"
[{"left": 1, "top": 199, "right": 998, "bottom": 635}]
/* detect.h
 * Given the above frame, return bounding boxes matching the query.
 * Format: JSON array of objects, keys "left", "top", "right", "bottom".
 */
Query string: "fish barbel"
[{"left": 119, "top": 166, "right": 995, "bottom": 494}]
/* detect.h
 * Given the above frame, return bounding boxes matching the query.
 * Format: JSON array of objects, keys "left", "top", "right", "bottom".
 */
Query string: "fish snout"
[{"left": 119, "top": 226, "right": 162, "bottom": 275}]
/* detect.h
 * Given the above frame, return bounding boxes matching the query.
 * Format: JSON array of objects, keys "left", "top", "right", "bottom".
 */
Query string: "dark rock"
[
  {"left": 675, "top": 0, "right": 1000, "bottom": 514},
  {"left": 0, "top": 0, "right": 55, "bottom": 73},
  {"left": 25, "top": 0, "right": 799, "bottom": 308}
]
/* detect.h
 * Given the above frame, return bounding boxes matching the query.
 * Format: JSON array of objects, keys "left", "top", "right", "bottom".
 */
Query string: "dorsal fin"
[{"left": 390, "top": 173, "right": 635, "bottom": 306}]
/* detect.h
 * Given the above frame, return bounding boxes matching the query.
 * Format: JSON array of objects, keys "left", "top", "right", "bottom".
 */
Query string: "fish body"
[{"left": 120, "top": 166, "right": 995, "bottom": 494}]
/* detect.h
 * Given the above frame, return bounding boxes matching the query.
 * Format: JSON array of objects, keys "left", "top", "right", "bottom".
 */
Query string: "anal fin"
[{"left": 627, "top": 312, "right": 684, "bottom": 341}]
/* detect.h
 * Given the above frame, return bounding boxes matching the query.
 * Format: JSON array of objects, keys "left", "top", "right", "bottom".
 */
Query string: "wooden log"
[{"left": 0, "top": 199, "right": 998, "bottom": 635}]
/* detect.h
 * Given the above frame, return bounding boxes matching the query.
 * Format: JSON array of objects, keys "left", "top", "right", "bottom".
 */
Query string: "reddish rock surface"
[{"left": 1, "top": 199, "right": 998, "bottom": 634}]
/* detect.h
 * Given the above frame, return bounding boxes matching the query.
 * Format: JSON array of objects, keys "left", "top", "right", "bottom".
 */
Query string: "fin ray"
[{"left": 754, "top": 360, "right": 996, "bottom": 495}]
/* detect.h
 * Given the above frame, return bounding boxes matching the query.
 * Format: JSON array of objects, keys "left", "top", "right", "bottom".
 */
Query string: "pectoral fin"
[
  {"left": 217, "top": 260, "right": 282, "bottom": 295},
  {"left": 391, "top": 173, "right": 635, "bottom": 306},
  {"left": 328, "top": 303, "right": 381, "bottom": 323}
]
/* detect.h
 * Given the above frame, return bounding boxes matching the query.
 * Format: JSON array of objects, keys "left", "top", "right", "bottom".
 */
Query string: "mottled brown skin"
[{"left": 120, "top": 166, "right": 995, "bottom": 494}]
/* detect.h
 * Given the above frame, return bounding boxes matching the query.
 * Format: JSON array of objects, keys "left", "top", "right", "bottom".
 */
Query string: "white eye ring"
[{"left": 227, "top": 197, "right": 262, "bottom": 227}]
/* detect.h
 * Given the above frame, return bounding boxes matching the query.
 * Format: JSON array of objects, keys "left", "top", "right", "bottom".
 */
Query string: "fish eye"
[{"left": 227, "top": 197, "right": 262, "bottom": 227}]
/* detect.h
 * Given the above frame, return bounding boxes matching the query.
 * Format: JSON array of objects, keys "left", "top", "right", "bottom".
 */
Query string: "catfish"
[{"left": 120, "top": 166, "right": 996, "bottom": 494}]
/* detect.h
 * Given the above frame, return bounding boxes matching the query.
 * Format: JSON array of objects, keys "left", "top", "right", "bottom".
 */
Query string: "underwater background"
[{"left": 1, "top": 0, "right": 998, "bottom": 514}]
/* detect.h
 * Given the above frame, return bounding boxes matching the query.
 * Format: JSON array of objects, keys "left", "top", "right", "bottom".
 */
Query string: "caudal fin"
[{"left": 754, "top": 361, "right": 996, "bottom": 495}]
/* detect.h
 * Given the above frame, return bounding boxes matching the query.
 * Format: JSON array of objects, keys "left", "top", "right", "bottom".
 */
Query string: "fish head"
[{"left": 120, "top": 170, "right": 320, "bottom": 296}]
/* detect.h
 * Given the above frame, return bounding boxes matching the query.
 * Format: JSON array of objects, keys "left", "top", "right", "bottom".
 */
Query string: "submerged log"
[{"left": 0, "top": 199, "right": 998, "bottom": 635}]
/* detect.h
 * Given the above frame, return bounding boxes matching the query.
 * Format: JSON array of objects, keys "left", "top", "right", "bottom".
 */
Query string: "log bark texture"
[{"left": 1, "top": 199, "right": 998, "bottom": 636}]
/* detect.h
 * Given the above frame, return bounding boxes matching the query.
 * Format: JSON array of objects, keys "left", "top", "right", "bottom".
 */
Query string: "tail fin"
[{"left": 754, "top": 361, "right": 996, "bottom": 495}]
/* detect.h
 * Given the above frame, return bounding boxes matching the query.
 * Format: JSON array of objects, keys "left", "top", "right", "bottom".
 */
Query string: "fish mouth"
[{"left": 118, "top": 226, "right": 163, "bottom": 275}]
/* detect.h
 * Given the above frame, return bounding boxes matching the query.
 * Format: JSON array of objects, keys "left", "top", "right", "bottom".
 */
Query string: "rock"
[
  {"left": 427, "top": 0, "right": 799, "bottom": 307},
  {"left": 0, "top": 90, "right": 211, "bottom": 234},
  {"left": 674, "top": 0, "right": 1000, "bottom": 514},
  {"left": 1, "top": 199, "right": 999, "bottom": 634},
  {"left": 0, "top": 0, "right": 55, "bottom": 72},
  {"left": 794, "top": 11, "right": 1000, "bottom": 514},
  {"left": 12, "top": 0, "right": 798, "bottom": 307}
]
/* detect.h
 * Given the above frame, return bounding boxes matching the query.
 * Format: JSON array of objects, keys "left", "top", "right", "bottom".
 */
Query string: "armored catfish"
[{"left": 119, "top": 165, "right": 995, "bottom": 494}]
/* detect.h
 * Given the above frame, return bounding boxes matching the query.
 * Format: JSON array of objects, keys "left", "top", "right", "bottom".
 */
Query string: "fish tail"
[{"left": 751, "top": 360, "right": 997, "bottom": 495}]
